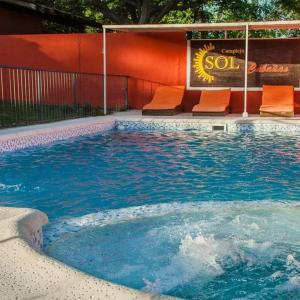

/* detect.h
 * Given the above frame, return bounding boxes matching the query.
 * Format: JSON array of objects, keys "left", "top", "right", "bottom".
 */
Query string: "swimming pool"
[{"left": 1, "top": 129, "right": 300, "bottom": 299}]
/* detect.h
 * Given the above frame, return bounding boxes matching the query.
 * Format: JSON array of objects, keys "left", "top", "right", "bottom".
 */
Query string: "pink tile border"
[{"left": 0, "top": 119, "right": 115, "bottom": 153}]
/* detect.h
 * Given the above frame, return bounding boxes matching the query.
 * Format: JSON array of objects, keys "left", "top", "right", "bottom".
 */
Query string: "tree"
[
  {"left": 88, "top": 0, "right": 188, "bottom": 24},
  {"left": 33, "top": 0, "right": 300, "bottom": 35},
  {"left": 277, "top": 0, "right": 300, "bottom": 16}
]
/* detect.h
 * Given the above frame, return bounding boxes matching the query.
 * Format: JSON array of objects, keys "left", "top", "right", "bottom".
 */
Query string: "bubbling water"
[{"left": 44, "top": 201, "right": 300, "bottom": 299}]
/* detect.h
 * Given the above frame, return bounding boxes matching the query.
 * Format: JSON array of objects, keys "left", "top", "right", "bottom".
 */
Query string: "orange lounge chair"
[
  {"left": 142, "top": 85, "right": 185, "bottom": 116},
  {"left": 260, "top": 85, "right": 294, "bottom": 117},
  {"left": 192, "top": 89, "right": 231, "bottom": 116}
]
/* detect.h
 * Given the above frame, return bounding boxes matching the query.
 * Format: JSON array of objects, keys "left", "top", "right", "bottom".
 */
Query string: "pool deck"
[
  {"left": 113, "top": 110, "right": 300, "bottom": 121},
  {"left": 0, "top": 207, "right": 174, "bottom": 300},
  {"left": 0, "top": 115, "right": 115, "bottom": 138},
  {"left": 112, "top": 110, "right": 300, "bottom": 133}
]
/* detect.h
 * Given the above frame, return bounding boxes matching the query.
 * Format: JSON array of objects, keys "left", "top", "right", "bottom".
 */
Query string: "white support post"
[
  {"left": 243, "top": 24, "right": 249, "bottom": 118},
  {"left": 103, "top": 27, "right": 107, "bottom": 115}
]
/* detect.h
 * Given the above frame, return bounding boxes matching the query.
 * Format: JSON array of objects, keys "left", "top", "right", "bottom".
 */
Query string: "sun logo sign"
[
  {"left": 193, "top": 43, "right": 240, "bottom": 84},
  {"left": 193, "top": 43, "right": 216, "bottom": 83}
]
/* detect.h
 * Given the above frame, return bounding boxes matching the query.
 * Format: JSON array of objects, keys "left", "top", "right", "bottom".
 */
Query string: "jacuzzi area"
[{"left": 1, "top": 113, "right": 300, "bottom": 299}]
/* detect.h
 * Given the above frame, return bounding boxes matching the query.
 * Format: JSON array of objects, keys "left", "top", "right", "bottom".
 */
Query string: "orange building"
[{"left": 1, "top": 21, "right": 300, "bottom": 113}]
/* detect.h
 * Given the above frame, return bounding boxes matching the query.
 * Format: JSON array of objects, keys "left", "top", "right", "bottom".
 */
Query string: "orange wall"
[
  {"left": 0, "top": 33, "right": 101, "bottom": 73},
  {"left": 0, "top": 32, "right": 300, "bottom": 113}
]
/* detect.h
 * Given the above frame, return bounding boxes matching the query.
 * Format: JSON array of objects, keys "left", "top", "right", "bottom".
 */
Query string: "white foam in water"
[
  {"left": 277, "top": 276, "right": 300, "bottom": 292},
  {"left": 0, "top": 182, "right": 22, "bottom": 192},
  {"left": 287, "top": 254, "right": 300, "bottom": 269},
  {"left": 143, "top": 234, "right": 239, "bottom": 293},
  {"left": 46, "top": 202, "right": 213, "bottom": 242},
  {"left": 47, "top": 200, "right": 296, "bottom": 235},
  {"left": 68, "top": 202, "right": 202, "bottom": 226},
  {"left": 271, "top": 271, "right": 284, "bottom": 280},
  {"left": 0, "top": 182, "right": 40, "bottom": 193},
  {"left": 44, "top": 201, "right": 300, "bottom": 298}
]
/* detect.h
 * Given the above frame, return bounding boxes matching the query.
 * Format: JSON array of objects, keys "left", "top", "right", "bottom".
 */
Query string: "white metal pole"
[
  {"left": 242, "top": 24, "right": 249, "bottom": 118},
  {"left": 103, "top": 27, "right": 107, "bottom": 115}
]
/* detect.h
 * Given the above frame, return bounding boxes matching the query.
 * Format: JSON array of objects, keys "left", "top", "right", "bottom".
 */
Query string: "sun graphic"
[{"left": 193, "top": 43, "right": 215, "bottom": 83}]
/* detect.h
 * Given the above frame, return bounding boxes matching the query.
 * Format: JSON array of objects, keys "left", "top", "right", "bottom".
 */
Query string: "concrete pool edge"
[
  {"left": 0, "top": 206, "right": 174, "bottom": 299},
  {"left": 0, "top": 116, "right": 116, "bottom": 153},
  {"left": 2, "top": 114, "right": 300, "bottom": 153},
  {"left": 114, "top": 114, "right": 300, "bottom": 133}
]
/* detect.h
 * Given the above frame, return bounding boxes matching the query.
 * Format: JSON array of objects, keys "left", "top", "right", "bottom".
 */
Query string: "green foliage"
[
  {"left": 33, "top": 0, "right": 300, "bottom": 38},
  {"left": 0, "top": 101, "right": 104, "bottom": 128},
  {"left": 161, "top": 9, "right": 194, "bottom": 24}
]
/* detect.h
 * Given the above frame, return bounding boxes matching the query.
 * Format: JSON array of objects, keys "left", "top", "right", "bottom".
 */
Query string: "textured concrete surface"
[
  {"left": 0, "top": 207, "right": 174, "bottom": 300},
  {"left": 113, "top": 110, "right": 300, "bottom": 121},
  {"left": 114, "top": 111, "right": 300, "bottom": 133},
  {"left": 0, "top": 116, "right": 116, "bottom": 153},
  {"left": 0, "top": 116, "right": 115, "bottom": 138}
]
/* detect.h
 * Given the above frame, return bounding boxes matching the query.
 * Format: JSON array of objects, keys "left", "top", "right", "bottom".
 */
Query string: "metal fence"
[{"left": 0, "top": 65, "right": 128, "bottom": 128}]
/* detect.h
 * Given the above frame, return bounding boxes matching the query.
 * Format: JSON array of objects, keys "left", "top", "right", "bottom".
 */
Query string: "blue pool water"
[{"left": 1, "top": 130, "right": 300, "bottom": 299}]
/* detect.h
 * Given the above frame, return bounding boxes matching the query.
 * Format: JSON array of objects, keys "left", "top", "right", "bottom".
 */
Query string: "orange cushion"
[
  {"left": 261, "top": 85, "right": 294, "bottom": 108},
  {"left": 260, "top": 105, "right": 294, "bottom": 113},
  {"left": 192, "top": 89, "right": 231, "bottom": 112},
  {"left": 143, "top": 86, "right": 184, "bottom": 110}
]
